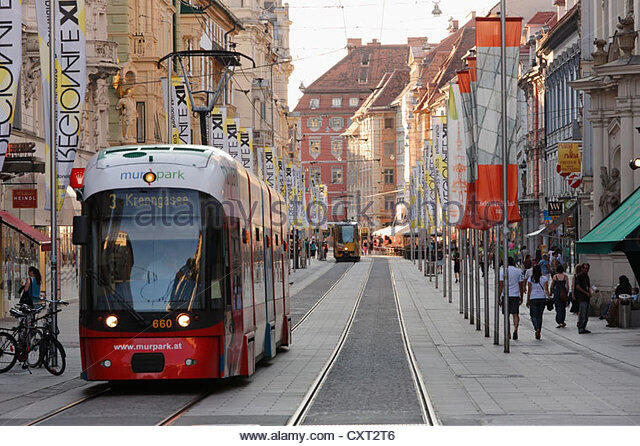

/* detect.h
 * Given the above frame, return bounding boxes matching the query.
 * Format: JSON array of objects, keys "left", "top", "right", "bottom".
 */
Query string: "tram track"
[
  {"left": 25, "top": 262, "right": 358, "bottom": 426},
  {"left": 287, "top": 258, "right": 438, "bottom": 426},
  {"left": 286, "top": 260, "right": 373, "bottom": 426}
]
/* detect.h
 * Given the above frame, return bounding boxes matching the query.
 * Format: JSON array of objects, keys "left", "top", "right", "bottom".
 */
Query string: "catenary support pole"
[
  {"left": 494, "top": 226, "right": 500, "bottom": 345},
  {"left": 448, "top": 224, "right": 453, "bottom": 303},
  {"left": 458, "top": 229, "right": 463, "bottom": 313},
  {"left": 443, "top": 223, "right": 448, "bottom": 299},
  {"left": 467, "top": 229, "right": 476, "bottom": 325},
  {"left": 475, "top": 229, "right": 481, "bottom": 330},
  {"left": 500, "top": 0, "right": 510, "bottom": 353},
  {"left": 484, "top": 229, "right": 490, "bottom": 337},
  {"left": 435, "top": 206, "right": 439, "bottom": 289},
  {"left": 49, "top": 0, "right": 59, "bottom": 346},
  {"left": 462, "top": 230, "right": 468, "bottom": 319}
]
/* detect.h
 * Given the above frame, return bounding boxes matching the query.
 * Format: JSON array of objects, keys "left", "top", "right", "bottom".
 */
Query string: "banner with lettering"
[
  {"left": 36, "top": 1, "right": 53, "bottom": 209},
  {"left": 446, "top": 82, "right": 468, "bottom": 227},
  {"left": 431, "top": 116, "right": 448, "bottom": 225},
  {"left": 475, "top": 17, "right": 522, "bottom": 224},
  {"left": 210, "top": 106, "right": 227, "bottom": 151},
  {"left": 264, "top": 147, "right": 275, "bottom": 188},
  {"left": 239, "top": 126, "right": 253, "bottom": 171},
  {"left": 161, "top": 76, "right": 192, "bottom": 144},
  {"left": 0, "top": 0, "right": 22, "bottom": 173},
  {"left": 52, "top": 0, "right": 87, "bottom": 210},
  {"left": 224, "top": 117, "right": 240, "bottom": 159}
]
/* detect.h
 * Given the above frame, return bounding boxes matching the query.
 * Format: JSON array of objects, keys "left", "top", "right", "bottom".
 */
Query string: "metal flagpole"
[
  {"left": 458, "top": 229, "right": 463, "bottom": 313},
  {"left": 448, "top": 224, "right": 453, "bottom": 303},
  {"left": 500, "top": 0, "right": 510, "bottom": 353},
  {"left": 167, "top": 57, "right": 173, "bottom": 144},
  {"left": 434, "top": 203, "right": 439, "bottom": 289},
  {"left": 484, "top": 229, "right": 490, "bottom": 337},
  {"left": 475, "top": 230, "right": 481, "bottom": 330},
  {"left": 49, "top": 0, "right": 59, "bottom": 341},
  {"left": 462, "top": 230, "right": 468, "bottom": 318},
  {"left": 468, "top": 229, "right": 475, "bottom": 324},
  {"left": 443, "top": 223, "right": 448, "bottom": 298},
  {"left": 494, "top": 226, "right": 500, "bottom": 345}
]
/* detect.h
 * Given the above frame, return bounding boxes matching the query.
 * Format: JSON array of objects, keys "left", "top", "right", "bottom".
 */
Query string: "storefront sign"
[
  {"left": 12, "top": 189, "right": 38, "bottom": 209},
  {"left": 548, "top": 201, "right": 563, "bottom": 216},
  {"left": 558, "top": 141, "right": 581, "bottom": 174}
]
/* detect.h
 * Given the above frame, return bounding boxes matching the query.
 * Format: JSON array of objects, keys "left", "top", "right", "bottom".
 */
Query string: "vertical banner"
[
  {"left": 0, "top": 0, "right": 22, "bottom": 172},
  {"left": 225, "top": 117, "right": 240, "bottom": 159},
  {"left": 264, "top": 147, "right": 275, "bottom": 188},
  {"left": 432, "top": 116, "right": 448, "bottom": 225},
  {"left": 51, "top": 0, "right": 87, "bottom": 210},
  {"left": 239, "top": 126, "right": 253, "bottom": 171},
  {"left": 475, "top": 17, "right": 523, "bottom": 225},
  {"left": 423, "top": 141, "right": 436, "bottom": 232},
  {"left": 285, "top": 162, "right": 294, "bottom": 226},
  {"left": 36, "top": 1, "right": 53, "bottom": 209},
  {"left": 210, "top": 106, "right": 227, "bottom": 151},
  {"left": 161, "top": 76, "right": 192, "bottom": 144},
  {"left": 447, "top": 83, "right": 469, "bottom": 226}
]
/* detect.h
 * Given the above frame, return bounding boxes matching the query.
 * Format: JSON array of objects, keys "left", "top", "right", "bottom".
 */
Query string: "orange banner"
[{"left": 475, "top": 17, "right": 523, "bottom": 47}]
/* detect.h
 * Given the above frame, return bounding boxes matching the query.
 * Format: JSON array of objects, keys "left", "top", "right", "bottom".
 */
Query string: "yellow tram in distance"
[{"left": 331, "top": 222, "right": 361, "bottom": 262}]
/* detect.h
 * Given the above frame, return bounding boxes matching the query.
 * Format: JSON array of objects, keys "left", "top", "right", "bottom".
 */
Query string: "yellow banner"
[{"left": 558, "top": 142, "right": 581, "bottom": 174}]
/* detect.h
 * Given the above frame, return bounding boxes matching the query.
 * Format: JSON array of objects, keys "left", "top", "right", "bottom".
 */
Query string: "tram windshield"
[
  {"left": 337, "top": 225, "right": 355, "bottom": 244},
  {"left": 85, "top": 188, "right": 225, "bottom": 312}
]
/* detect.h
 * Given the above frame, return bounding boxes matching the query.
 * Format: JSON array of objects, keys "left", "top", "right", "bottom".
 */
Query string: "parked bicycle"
[{"left": 0, "top": 299, "right": 68, "bottom": 375}]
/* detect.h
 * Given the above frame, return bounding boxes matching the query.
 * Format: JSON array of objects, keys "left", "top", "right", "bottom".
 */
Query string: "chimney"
[
  {"left": 447, "top": 17, "right": 459, "bottom": 33},
  {"left": 407, "top": 37, "right": 428, "bottom": 47},
  {"left": 347, "top": 38, "right": 362, "bottom": 53},
  {"left": 368, "top": 38, "right": 381, "bottom": 46}
]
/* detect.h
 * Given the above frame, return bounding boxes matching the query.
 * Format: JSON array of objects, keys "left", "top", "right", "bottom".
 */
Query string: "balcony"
[{"left": 87, "top": 40, "right": 119, "bottom": 80}]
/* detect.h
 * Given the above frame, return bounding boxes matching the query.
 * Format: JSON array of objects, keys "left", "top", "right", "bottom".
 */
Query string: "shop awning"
[
  {"left": 576, "top": 186, "right": 640, "bottom": 254},
  {"left": 526, "top": 226, "right": 546, "bottom": 237},
  {"left": 0, "top": 211, "right": 50, "bottom": 245},
  {"left": 526, "top": 203, "right": 577, "bottom": 239}
]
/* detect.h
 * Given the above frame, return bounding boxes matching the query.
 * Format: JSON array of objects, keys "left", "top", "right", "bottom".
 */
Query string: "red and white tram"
[{"left": 73, "top": 145, "right": 291, "bottom": 380}]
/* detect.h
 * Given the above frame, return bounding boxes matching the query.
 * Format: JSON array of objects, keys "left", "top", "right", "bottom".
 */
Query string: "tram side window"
[
  {"left": 206, "top": 205, "right": 227, "bottom": 308},
  {"left": 230, "top": 217, "right": 242, "bottom": 310}
]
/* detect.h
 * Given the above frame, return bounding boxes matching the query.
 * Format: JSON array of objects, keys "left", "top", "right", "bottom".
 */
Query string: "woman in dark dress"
[{"left": 453, "top": 248, "right": 461, "bottom": 283}]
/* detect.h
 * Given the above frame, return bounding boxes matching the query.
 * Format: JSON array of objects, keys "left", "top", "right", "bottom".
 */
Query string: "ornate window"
[
  {"left": 383, "top": 169, "right": 394, "bottom": 184},
  {"left": 331, "top": 97, "right": 342, "bottom": 108},
  {"left": 330, "top": 117, "right": 344, "bottom": 130},
  {"left": 309, "top": 98, "right": 320, "bottom": 109},
  {"left": 349, "top": 97, "right": 359, "bottom": 107},
  {"left": 309, "top": 138, "right": 321, "bottom": 159},
  {"left": 310, "top": 166, "right": 322, "bottom": 183},
  {"left": 331, "top": 138, "right": 343, "bottom": 159},
  {"left": 331, "top": 166, "right": 343, "bottom": 184},
  {"left": 307, "top": 117, "right": 322, "bottom": 131}
]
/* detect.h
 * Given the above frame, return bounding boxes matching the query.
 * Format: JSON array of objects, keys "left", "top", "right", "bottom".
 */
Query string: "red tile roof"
[{"left": 527, "top": 11, "right": 556, "bottom": 26}]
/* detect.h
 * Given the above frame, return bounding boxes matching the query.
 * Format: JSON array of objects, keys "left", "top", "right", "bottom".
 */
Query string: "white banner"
[
  {"left": 0, "top": 0, "right": 22, "bottom": 172},
  {"left": 52, "top": 0, "right": 87, "bottom": 210},
  {"left": 285, "top": 162, "right": 294, "bottom": 225},
  {"left": 162, "top": 76, "right": 192, "bottom": 145},
  {"left": 225, "top": 117, "right": 240, "bottom": 159},
  {"left": 431, "top": 116, "right": 448, "bottom": 224},
  {"left": 446, "top": 83, "right": 469, "bottom": 226},
  {"left": 239, "top": 126, "right": 253, "bottom": 171},
  {"left": 210, "top": 106, "right": 226, "bottom": 151},
  {"left": 264, "top": 147, "right": 275, "bottom": 188}
]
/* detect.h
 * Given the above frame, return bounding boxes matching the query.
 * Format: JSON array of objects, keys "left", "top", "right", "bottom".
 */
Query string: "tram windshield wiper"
[{"left": 85, "top": 269, "right": 148, "bottom": 327}]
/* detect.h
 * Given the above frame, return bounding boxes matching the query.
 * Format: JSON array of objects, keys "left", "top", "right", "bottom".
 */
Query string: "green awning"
[{"left": 576, "top": 186, "right": 640, "bottom": 254}]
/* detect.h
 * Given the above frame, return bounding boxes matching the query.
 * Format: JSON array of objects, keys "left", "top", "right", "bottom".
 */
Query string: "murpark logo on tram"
[{"left": 120, "top": 169, "right": 186, "bottom": 185}]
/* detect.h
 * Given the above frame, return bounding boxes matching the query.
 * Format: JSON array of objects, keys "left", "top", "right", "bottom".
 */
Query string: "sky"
[{"left": 287, "top": 0, "right": 499, "bottom": 109}]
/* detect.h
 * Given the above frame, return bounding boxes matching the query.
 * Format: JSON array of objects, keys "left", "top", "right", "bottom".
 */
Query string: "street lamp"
[
  {"left": 630, "top": 157, "right": 640, "bottom": 170},
  {"left": 431, "top": 1, "right": 442, "bottom": 17}
]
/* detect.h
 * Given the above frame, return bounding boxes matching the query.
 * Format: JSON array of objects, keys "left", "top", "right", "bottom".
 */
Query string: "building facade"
[
  {"left": 225, "top": 0, "right": 293, "bottom": 162},
  {"left": 571, "top": 0, "right": 640, "bottom": 289},
  {"left": 294, "top": 39, "right": 410, "bottom": 223}
]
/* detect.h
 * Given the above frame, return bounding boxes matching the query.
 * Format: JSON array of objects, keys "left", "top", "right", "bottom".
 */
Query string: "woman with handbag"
[
  {"left": 551, "top": 264, "right": 570, "bottom": 328},
  {"left": 526, "top": 264, "right": 550, "bottom": 340}
]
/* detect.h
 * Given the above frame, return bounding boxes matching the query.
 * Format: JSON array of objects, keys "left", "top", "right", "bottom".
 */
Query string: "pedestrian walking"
[
  {"left": 540, "top": 254, "right": 550, "bottom": 276},
  {"left": 310, "top": 239, "right": 317, "bottom": 259},
  {"left": 499, "top": 257, "right": 525, "bottom": 340},
  {"left": 526, "top": 264, "right": 549, "bottom": 340},
  {"left": 453, "top": 248, "right": 460, "bottom": 283},
  {"left": 363, "top": 239, "right": 368, "bottom": 256},
  {"left": 574, "top": 263, "right": 593, "bottom": 334},
  {"left": 551, "top": 264, "right": 570, "bottom": 327}
]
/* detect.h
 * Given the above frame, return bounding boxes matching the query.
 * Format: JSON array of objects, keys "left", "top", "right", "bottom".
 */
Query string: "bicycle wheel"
[
  {"left": 26, "top": 329, "right": 44, "bottom": 368},
  {"left": 41, "top": 337, "right": 66, "bottom": 376},
  {"left": 0, "top": 332, "right": 18, "bottom": 373}
]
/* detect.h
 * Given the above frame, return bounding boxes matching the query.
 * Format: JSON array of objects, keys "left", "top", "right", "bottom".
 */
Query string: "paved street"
[{"left": 1, "top": 256, "right": 640, "bottom": 425}]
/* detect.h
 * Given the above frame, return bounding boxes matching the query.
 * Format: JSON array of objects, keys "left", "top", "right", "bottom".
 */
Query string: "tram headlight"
[
  {"left": 105, "top": 315, "right": 119, "bottom": 328},
  {"left": 177, "top": 313, "right": 191, "bottom": 328}
]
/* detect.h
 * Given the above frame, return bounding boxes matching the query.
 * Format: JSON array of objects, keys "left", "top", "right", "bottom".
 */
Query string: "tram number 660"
[{"left": 152, "top": 319, "right": 173, "bottom": 329}]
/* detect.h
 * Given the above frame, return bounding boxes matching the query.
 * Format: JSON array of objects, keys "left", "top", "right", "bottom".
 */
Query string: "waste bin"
[{"left": 619, "top": 299, "right": 631, "bottom": 328}]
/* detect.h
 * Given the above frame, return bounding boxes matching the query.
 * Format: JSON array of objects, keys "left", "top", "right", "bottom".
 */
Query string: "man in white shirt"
[{"left": 499, "top": 256, "right": 525, "bottom": 340}]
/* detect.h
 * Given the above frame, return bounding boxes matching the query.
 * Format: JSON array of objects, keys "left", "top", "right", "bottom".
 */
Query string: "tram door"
[{"left": 261, "top": 184, "right": 277, "bottom": 358}]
